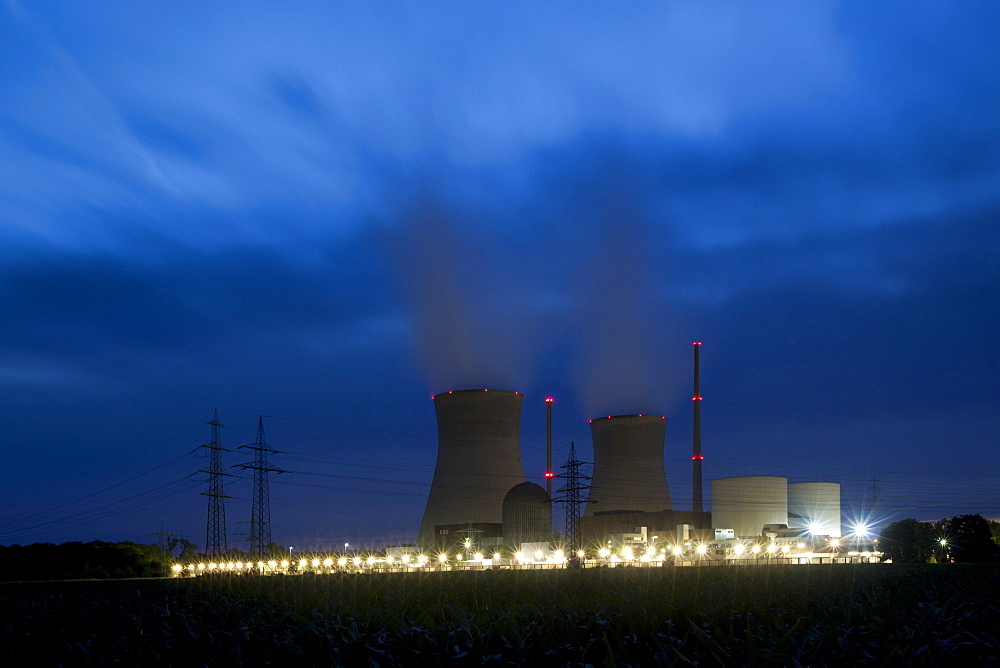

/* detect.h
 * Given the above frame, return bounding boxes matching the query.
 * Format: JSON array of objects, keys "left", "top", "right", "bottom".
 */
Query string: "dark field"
[{"left": 3, "top": 564, "right": 999, "bottom": 666}]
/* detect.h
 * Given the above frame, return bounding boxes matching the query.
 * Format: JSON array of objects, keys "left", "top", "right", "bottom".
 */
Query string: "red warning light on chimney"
[
  {"left": 545, "top": 398, "right": 554, "bottom": 403},
  {"left": 691, "top": 455, "right": 704, "bottom": 460},
  {"left": 544, "top": 472, "right": 555, "bottom": 478}
]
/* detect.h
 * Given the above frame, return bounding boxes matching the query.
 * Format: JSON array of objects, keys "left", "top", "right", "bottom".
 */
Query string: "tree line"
[{"left": 878, "top": 514, "right": 1000, "bottom": 564}]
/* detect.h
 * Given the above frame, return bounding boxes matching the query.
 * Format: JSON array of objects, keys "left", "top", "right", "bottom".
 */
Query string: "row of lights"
[{"left": 174, "top": 535, "right": 892, "bottom": 573}]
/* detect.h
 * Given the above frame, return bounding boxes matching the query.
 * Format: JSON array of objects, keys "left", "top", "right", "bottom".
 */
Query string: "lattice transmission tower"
[
  {"left": 551, "top": 441, "right": 593, "bottom": 566},
  {"left": 199, "top": 409, "right": 232, "bottom": 556},
  {"left": 234, "top": 416, "right": 283, "bottom": 557}
]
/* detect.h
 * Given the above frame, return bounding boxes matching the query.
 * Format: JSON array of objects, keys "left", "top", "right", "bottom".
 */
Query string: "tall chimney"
[
  {"left": 692, "top": 342, "right": 704, "bottom": 513},
  {"left": 545, "top": 398, "right": 554, "bottom": 496}
]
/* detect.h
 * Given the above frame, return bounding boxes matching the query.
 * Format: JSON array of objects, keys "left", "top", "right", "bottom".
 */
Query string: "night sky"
[{"left": 2, "top": 2, "right": 998, "bottom": 552}]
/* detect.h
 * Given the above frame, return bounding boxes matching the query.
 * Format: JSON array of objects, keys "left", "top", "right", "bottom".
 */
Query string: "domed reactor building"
[{"left": 416, "top": 389, "right": 528, "bottom": 548}]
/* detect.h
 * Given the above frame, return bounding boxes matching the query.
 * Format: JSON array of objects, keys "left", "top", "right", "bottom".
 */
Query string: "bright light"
[
  {"left": 515, "top": 552, "right": 525, "bottom": 561},
  {"left": 473, "top": 553, "right": 483, "bottom": 561},
  {"left": 696, "top": 544, "right": 707, "bottom": 555},
  {"left": 622, "top": 548, "right": 634, "bottom": 560},
  {"left": 806, "top": 522, "right": 824, "bottom": 536},
  {"left": 734, "top": 544, "right": 745, "bottom": 555},
  {"left": 236, "top": 562, "right": 243, "bottom": 568},
  {"left": 417, "top": 555, "right": 428, "bottom": 564},
  {"left": 386, "top": 556, "right": 394, "bottom": 564},
  {"left": 352, "top": 557, "right": 361, "bottom": 565},
  {"left": 208, "top": 563, "right": 217, "bottom": 570},
  {"left": 312, "top": 559, "right": 320, "bottom": 567},
  {"left": 323, "top": 559, "right": 333, "bottom": 567},
  {"left": 796, "top": 543, "right": 806, "bottom": 549},
  {"left": 751, "top": 545, "right": 761, "bottom": 554},
  {"left": 401, "top": 554, "right": 410, "bottom": 563},
  {"left": 599, "top": 548, "right": 610, "bottom": 558},
  {"left": 198, "top": 563, "right": 206, "bottom": 570},
  {"left": 766, "top": 544, "right": 777, "bottom": 554},
  {"left": 366, "top": 556, "right": 376, "bottom": 565},
  {"left": 493, "top": 552, "right": 502, "bottom": 561},
  {"left": 829, "top": 539, "right": 840, "bottom": 548},
  {"left": 849, "top": 522, "right": 871, "bottom": 539},
  {"left": 171, "top": 564, "right": 182, "bottom": 572},
  {"left": 939, "top": 539, "right": 948, "bottom": 547},
  {"left": 577, "top": 550, "right": 585, "bottom": 558},
  {"left": 673, "top": 546, "right": 683, "bottom": 556},
  {"left": 534, "top": 551, "right": 544, "bottom": 561},
  {"left": 337, "top": 558, "right": 347, "bottom": 566},
  {"left": 438, "top": 553, "right": 448, "bottom": 563},
  {"left": 646, "top": 546, "right": 656, "bottom": 555},
  {"left": 280, "top": 560, "right": 289, "bottom": 567},
  {"left": 268, "top": 561, "right": 278, "bottom": 568},
  {"left": 781, "top": 545, "right": 790, "bottom": 553},
  {"left": 553, "top": 550, "right": 564, "bottom": 562}
]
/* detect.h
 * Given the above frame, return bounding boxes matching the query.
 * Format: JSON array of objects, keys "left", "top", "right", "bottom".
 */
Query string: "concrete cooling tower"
[
  {"left": 417, "top": 389, "right": 526, "bottom": 546},
  {"left": 788, "top": 482, "right": 842, "bottom": 537},
  {"left": 712, "top": 476, "right": 788, "bottom": 538},
  {"left": 584, "top": 415, "right": 672, "bottom": 516},
  {"left": 502, "top": 482, "right": 552, "bottom": 548}
]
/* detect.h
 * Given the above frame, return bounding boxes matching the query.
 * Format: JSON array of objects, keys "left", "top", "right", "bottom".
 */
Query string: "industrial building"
[
  {"left": 414, "top": 345, "right": 843, "bottom": 555},
  {"left": 416, "top": 389, "right": 534, "bottom": 548}
]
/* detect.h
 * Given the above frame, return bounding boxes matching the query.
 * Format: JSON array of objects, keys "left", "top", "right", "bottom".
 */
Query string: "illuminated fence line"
[{"left": 171, "top": 540, "right": 884, "bottom": 576}]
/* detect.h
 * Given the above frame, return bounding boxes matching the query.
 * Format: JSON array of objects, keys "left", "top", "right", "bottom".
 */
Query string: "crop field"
[{"left": 3, "top": 563, "right": 999, "bottom": 665}]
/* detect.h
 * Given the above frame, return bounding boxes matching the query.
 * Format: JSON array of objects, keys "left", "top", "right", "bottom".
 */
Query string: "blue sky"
[{"left": 1, "top": 1, "right": 998, "bottom": 550}]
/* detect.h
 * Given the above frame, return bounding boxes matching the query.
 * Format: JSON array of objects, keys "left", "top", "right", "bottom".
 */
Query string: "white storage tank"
[
  {"left": 787, "top": 482, "right": 841, "bottom": 537},
  {"left": 711, "top": 476, "right": 788, "bottom": 538}
]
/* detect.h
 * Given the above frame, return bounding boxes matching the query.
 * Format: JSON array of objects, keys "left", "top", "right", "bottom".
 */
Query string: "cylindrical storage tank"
[
  {"left": 417, "top": 389, "right": 526, "bottom": 546},
  {"left": 787, "top": 482, "right": 841, "bottom": 537},
  {"left": 502, "top": 482, "right": 551, "bottom": 548},
  {"left": 712, "top": 476, "right": 788, "bottom": 538},
  {"left": 584, "top": 415, "right": 672, "bottom": 516}
]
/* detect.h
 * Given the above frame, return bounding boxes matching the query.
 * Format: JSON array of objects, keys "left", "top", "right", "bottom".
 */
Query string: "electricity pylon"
[
  {"left": 199, "top": 409, "right": 233, "bottom": 556},
  {"left": 551, "top": 441, "right": 593, "bottom": 566},
  {"left": 234, "top": 416, "right": 283, "bottom": 557}
]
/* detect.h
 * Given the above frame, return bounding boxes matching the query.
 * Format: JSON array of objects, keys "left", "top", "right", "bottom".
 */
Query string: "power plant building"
[
  {"left": 502, "top": 482, "right": 552, "bottom": 548},
  {"left": 787, "top": 482, "right": 842, "bottom": 537},
  {"left": 417, "top": 389, "right": 527, "bottom": 546},
  {"left": 712, "top": 476, "right": 788, "bottom": 538},
  {"left": 585, "top": 415, "right": 672, "bottom": 516}
]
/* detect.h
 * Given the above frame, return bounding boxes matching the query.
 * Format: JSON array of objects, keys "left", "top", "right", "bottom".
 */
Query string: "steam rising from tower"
[
  {"left": 584, "top": 414, "right": 672, "bottom": 516},
  {"left": 417, "top": 389, "right": 526, "bottom": 545}
]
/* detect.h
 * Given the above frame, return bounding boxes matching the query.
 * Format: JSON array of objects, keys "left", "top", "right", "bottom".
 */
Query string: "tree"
[
  {"left": 879, "top": 519, "right": 935, "bottom": 563},
  {"left": 939, "top": 514, "right": 1000, "bottom": 563},
  {"left": 989, "top": 520, "right": 1000, "bottom": 547}
]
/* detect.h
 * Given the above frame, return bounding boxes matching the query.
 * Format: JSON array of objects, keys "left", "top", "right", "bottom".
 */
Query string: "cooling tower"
[
  {"left": 712, "top": 476, "right": 788, "bottom": 538},
  {"left": 502, "top": 482, "right": 552, "bottom": 548},
  {"left": 584, "top": 414, "right": 672, "bottom": 516},
  {"left": 787, "top": 482, "right": 842, "bottom": 537},
  {"left": 417, "top": 389, "right": 526, "bottom": 546}
]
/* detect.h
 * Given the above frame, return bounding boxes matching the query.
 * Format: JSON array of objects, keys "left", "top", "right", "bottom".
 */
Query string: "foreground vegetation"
[{"left": 3, "top": 564, "right": 998, "bottom": 665}]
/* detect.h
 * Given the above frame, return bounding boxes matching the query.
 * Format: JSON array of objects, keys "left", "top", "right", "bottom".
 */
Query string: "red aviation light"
[
  {"left": 692, "top": 396, "right": 703, "bottom": 401},
  {"left": 693, "top": 341, "right": 702, "bottom": 346},
  {"left": 691, "top": 455, "right": 704, "bottom": 460},
  {"left": 545, "top": 398, "right": 554, "bottom": 403},
  {"left": 544, "top": 472, "right": 555, "bottom": 478}
]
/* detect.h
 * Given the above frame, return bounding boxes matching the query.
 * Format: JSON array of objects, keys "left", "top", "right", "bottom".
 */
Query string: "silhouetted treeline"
[{"left": 0, "top": 541, "right": 167, "bottom": 581}]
